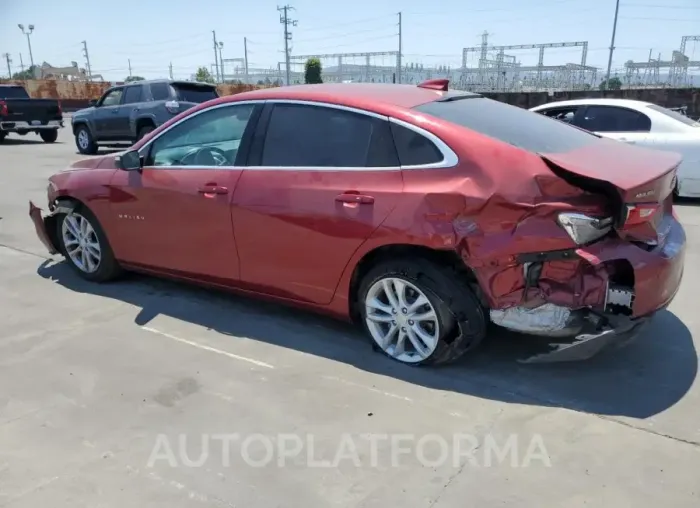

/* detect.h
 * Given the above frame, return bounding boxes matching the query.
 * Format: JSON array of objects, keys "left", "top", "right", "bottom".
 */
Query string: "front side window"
[
  {"left": 576, "top": 106, "right": 651, "bottom": 133},
  {"left": 260, "top": 103, "right": 396, "bottom": 167},
  {"left": 100, "top": 88, "right": 123, "bottom": 107},
  {"left": 145, "top": 104, "right": 256, "bottom": 167}
]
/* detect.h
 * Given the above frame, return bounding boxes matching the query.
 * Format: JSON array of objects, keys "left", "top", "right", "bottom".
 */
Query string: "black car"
[
  {"left": 0, "top": 85, "right": 63, "bottom": 143},
  {"left": 71, "top": 79, "right": 218, "bottom": 154}
]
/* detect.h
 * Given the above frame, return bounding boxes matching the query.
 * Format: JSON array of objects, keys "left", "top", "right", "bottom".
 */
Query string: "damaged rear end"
[
  {"left": 492, "top": 144, "right": 684, "bottom": 362},
  {"left": 414, "top": 96, "right": 686, "bottom": 362}
]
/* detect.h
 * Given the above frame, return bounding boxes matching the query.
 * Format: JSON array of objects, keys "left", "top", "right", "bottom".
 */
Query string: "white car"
[{"left": 530, "top": 98, "right": 700, "bottom": 197}]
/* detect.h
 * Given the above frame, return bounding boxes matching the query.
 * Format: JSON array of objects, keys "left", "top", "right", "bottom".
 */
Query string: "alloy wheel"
[
  {"left": 61, "top": 213, "right": 102, "bottom": 273},
  {"left": 77, "top": 130, "right": 89, "bottom": 150},
  {"left": 364, "top": 277, "right": 440, "bottom": 363}
]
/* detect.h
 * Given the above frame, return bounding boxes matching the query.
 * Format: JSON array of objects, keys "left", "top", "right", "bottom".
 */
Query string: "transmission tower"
[{"left": 278, "top": 5, "right": 297, "bottom": 85}]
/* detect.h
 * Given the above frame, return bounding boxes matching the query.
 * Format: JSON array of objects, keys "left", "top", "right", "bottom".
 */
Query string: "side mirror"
[
  {"left": 89, "top": 99, "right": 98, "bottom": 107},
  {"left": 116, "top": 150, "right": 142, "bottom": 171}
]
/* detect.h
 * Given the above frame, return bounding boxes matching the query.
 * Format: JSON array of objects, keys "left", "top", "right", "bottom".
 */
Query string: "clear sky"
[{"left": 1, "top": 0, "right": 698, "bottom": 81}]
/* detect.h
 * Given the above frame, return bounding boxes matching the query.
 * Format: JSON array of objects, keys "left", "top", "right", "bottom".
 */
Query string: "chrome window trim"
[{"left": 136, "top": 98, "right": 458, "bottom": 171}]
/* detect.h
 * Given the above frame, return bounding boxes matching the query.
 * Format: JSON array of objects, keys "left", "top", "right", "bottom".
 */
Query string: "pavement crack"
[
  {"left": 595, "top": 414, "right": 700, "bottom": 447},
  {"left": 0, "top": 243, "right": 51, "bottom": 260}
]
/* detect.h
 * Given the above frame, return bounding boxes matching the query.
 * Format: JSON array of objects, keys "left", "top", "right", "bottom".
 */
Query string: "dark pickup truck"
[
  {"left": 0, "top": 85, "right": 64, "bottom": 143},
  {"left": 71, "top": 79, "right": 219, "bottom": 154}
]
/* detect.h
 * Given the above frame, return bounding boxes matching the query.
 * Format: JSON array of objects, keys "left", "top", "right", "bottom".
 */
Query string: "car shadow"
[
  {"left": 37, "top": 260, "right": 697, "bottom": 420},
  {"left": 1, "top": 137, "right": 61, "bottom": 145},
  {"left": 674, "top": 196, "right": 700, "bottom": 207}
]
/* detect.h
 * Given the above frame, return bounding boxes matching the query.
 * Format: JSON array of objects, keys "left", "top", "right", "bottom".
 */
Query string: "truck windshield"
[
  {"left": 170, "top": 84, "right": 218, "bottom": 103},
  {"left": 414, "top": 96, "right": 600, "bottom": 154},
  {"left": 0, "top": 87, "right": 30, "bottom": 99}
]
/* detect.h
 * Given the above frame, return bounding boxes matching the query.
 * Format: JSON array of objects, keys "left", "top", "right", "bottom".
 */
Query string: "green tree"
[
  {"left": 304, "top": 57, "right": 323, "bottom": 84},
  {"left": 599, "top": 77, "right": 622, "bottom": 91},
  {"left": 11, "top": 65, "right": 37, "bottom": 80},
  {"left": 194, "top": 67, "right": 215, "bottom": 84},
  {"left": 125, "top": 75, "right": 145, "bottom": 82}
]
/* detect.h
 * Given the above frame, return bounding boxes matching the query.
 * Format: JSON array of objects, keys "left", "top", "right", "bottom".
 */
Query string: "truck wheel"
[
  {"left": 0, "top": 132, "right": 6, "bottom": 143},
  {"left": 137, "top": 125, "right": 154, "bottom": 141},
  {"left": 75, "top": 126, "right": 98, "bottom": 155},
  {"left": 40, "top": 129, "right": 58, "bottom": 143},
  {"left": 357, "top": 258, "right": 487, "bottom": 366}
]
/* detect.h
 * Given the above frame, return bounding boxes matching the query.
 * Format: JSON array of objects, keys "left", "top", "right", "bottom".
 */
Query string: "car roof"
[
  {"left": 214, "top": 83, "right": 477, "bottom": 112},
  {"left": 532, "top": 97, "right": 654, "bottom": 110},
  {"left": 120, "top": 79, "right": 214, "bottom": 87}
]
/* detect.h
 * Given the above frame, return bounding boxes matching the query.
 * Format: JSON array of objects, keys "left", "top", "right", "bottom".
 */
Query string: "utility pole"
[
  {"left": 605, "top": 0, "right": 621, "bottom": 89},
  {"left": 397, "top": 12, "right": 402, "bottom": 84},
  {"left": 243, "top": 37, "right": 249, "bottom": 85},
  {"left": 19, "top": 54, "right": 25, "bottom": 73},
  {"left": 218, "top": 42, "right": 225, "bottom": 82},
  {"left": 3, "top": 53, "right": 12, "bottom": 78},
  {"left": 128, "top": 59, "right": 132, "bottom": 78},
  {"left": 212, "top": 30, "right": 220, "bottom": 82},
  {"left": 82, "top": 40, "right": 92, "bottom": 81},
  {"left": 169, "top": 62, "right": 174, "bottom": 80},
  {"left": 17, "top": 24, "right": 35, "bottom": 71},
  {"left": 278, "top": 5, "right": 297, "bottom": 86}
]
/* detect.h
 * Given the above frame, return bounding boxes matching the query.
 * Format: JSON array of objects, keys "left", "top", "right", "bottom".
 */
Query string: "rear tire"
[
  {"left": 0, "top": 132, "right": 6, "bottom": 142},
  {"left": 357, "top": 258, "right": 487, "bottom": 366},
  {"left": 75, "top": 125, "right": 98, "bottom": 155},
  {"left": 56, "top": 205, "right": 122, "bottom": 283},
  {"left": 137, "top": 124, "right": 155, "bottom": 141},
  {"left": 40, "top": 129, "right": 58, "bottom": 143}
]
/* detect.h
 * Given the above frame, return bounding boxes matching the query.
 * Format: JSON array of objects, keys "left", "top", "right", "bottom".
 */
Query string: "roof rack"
[{"left": 417, "top": 79, "right": 449, "bottom": 91}]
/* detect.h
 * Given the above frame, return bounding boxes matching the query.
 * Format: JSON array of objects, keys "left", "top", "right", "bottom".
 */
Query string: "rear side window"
[
  {"left": 390, "top": 123, "right": 443, "bottom": 166},
  {"left": 415, "top": 97, "right": 599, "bottom": 154},
  {"left": 171, "top": 84, "right": 218, "bottom": 103},
  {"left": 576, "top": 106, "right": 651, "bottom": 133},
  {"left": 260, "top": 103, "right": 398, "bottom": 167},
  {"left": 149, "top": 82, "right": 171, "bottom": 101},
  {"left": 122, "top": 85, "right": 143, "bottom": 104}
]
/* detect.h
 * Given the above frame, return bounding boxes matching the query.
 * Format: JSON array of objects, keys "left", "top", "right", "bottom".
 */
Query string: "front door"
[
  {"left": 108, "top": 101, "right": 260, "bottom": 282},
  {"left": 93, "top": 87, "right": 124, "bottom": 140},
  {"left": 232, "top": 102, "right": 404, "bottom": 304}
]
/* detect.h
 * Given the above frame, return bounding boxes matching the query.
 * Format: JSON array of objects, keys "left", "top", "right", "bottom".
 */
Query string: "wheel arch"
[
  {"left": 135, "top": 116, "right": 157, "bottom": 134},
  {"left": 72, "top": 120, "right": 91, "bottom": 135},
  {"left": 346, "top": 243, "right": 482, "bottom": 325}
]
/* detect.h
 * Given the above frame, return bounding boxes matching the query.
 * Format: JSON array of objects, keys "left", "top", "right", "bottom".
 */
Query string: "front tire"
[
  {"left": 358, "top": 258, "right": 487, "bottom": 366},
  {"left": 137, "top": 125, "right": 154, "bottom": 141},
  {"left": 56, "top": 206, "right": 121, "bottom": 282},
  {"left": 75, "top": 125, "right": 98, "bottom": 155},
  {"left": 40, "top": 129, "right": 58, "bottom": 143}
]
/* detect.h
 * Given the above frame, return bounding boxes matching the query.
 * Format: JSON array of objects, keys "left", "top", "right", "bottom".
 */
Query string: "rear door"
[
  {"left": 108, "top": 101, "right": 260, "bottom": 281},
  {"left": 232, "top": 101, "right": 403, "bottom": 304},
  {"left": 574, "top": 105, "right": 653, "bottom": 146}
]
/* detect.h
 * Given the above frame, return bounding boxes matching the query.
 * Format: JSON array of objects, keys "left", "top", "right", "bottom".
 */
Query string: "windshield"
[
  {"left": 414, "top": 97, "right": 600, "bottom": 154},
  {"left": 646, "top": 104, "right": 699, "bottom": 127},
  {"left": 170, "top": 84, "right": 218, "bottom": 104},
  {"left": 0, "top": 86, "right": 30, "bottom": 99}
]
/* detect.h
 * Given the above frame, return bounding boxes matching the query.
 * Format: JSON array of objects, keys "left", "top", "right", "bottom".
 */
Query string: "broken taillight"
[
  {"left": 0, "top": 100, "right": 7, "bottom": 116},
  {"left": 557, "top": 213, "right": 613, "bottom": 245},
  {"left": 623, "top": 203, "right": 661, "bottom": 228}
]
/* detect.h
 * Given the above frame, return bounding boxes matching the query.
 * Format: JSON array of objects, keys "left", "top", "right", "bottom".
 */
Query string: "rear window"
[
  {"left": 171, "top": 84, "right": 218, "bottom": 103},
  {"left": 0, "top": 86, "right": 30, "bottom": 99},
  {"left": 414, "top": 97, "right": 599, "bottom": 154},
  {"left": 646, "top": 104, "right": 698, "bottom": 127}
]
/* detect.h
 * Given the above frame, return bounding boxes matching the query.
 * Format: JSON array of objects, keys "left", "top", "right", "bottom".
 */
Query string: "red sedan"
[{"left": 30, "top": 80, "right": 685, "bottom": 365}]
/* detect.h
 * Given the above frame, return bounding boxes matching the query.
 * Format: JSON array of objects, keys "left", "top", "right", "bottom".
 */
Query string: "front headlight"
[{"left": 557, "top": 213, "right": 613, "bottom": 245}]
